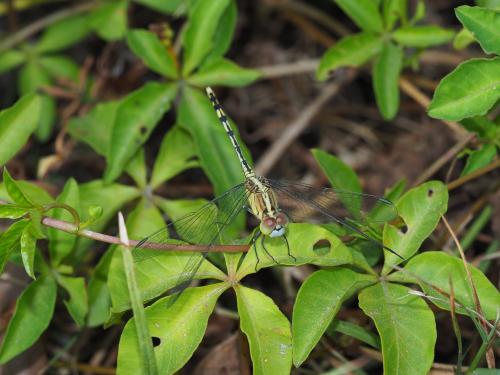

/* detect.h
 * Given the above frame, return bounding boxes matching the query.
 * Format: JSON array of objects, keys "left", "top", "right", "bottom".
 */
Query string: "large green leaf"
[
  {"left": 2, "top": 168, "right": 34, "bottom": 206},
  {"left": 68, "top": 100, "right": 120, "bottom": 156},
  {"left": 317, "top": 32, "right": 382, "bottom": 81},
  {"left": 150, "top": 125, "right": 199, "bottom": 189},
  {"left": 333, "top": 0, "right": 383, "bottom": 32},
  {"left": 182, "top": 0, "right": 231, "bottom": 76},
  {"left": 203, "top": 0, "right": 237, "bottom": 62},
  {"left": 382, "top": 181, "right": 448, "bottom": 274},
  {"left": 0, "top": 94, "right": 41, "bottom": 166},
  {"left": 461, "top": 144, "right": 497, "bottom": 177},
  {"left": 126, "top": 29, "right": 177, "bottom": 79},
  {"left": 57, "top": 275, "right": 88, "bottom": 327},
  {"left": 86, "top": 248, "right": 115, "bottom": 327},
  {"left": 428, "top": 58, "right": 500, "bottom": 121},
  {"left": 36, "top": 13, "right": 92, "bottom": 53},
  {"left": 0, "top": 275, "right": 57, "bottom": 364},
  {"left": 187, "top": 58, "right": 261, "bottom": 87},
  {"left": 292, "top": 268, "right": 375, "bottom": 366},
  {"left": 359, "top": 283, "right": 436, "bottom": 375},
  {"left": 236, "top": 223, "right": 353, "bottom": 279},
  {"left": 178, "top": 86, "right": 250, "bottom": 196},
  {"left": 117, "top": 283, "right": 228, "bottom": 375},
  {"left": 392, "top": 25, "right": 454, "bottom": 47},
  {"left": 455, "top": 6, "right": 500, "bottom": 55},
  {"left": 394, "top": 252, "right": 500, "bottom": 320},
  {"left": 47, "top": 178, "right": 80, "bottom": 266},
  {"left": 373, "top": 42, "right": 403, "bottom": 120},
  {"left": 108, "top": 200, "right": 225, "bottom": 312},
  {"left": 104, "top": 82, "right": 176, "bottom": 183},
  {"left": 235, "top": 285, "right": 292, "bottom": 375}
]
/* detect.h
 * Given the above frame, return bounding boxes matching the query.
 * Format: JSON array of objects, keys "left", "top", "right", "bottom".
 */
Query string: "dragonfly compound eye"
[
  {"left": 275, "top": 212, "right": 288, "bottom": 227},
  {"left": 260, "top": 217, "right": 276, "bottom": 235}
]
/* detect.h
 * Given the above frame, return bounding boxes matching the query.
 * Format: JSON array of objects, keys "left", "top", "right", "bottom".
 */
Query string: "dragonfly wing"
[
  {"left": 268, "top": 179, "right": 402, "bottom": 258},
  {"left": 133, "top": 183, "right": 249, "bottom": 301}
]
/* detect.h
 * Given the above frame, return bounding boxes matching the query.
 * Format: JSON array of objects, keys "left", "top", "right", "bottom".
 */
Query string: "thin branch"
[
  {"left": 255, "top": 70, "right": 357, "bottom": 176},
  {"left": 258, "top": 59, "right": 318, "bottom": 79},
  {"left": 0, "top": 200, "right": 249, "bottom": 253},
  {"left": 448, "top": 158, "right": 500, "bottom": 191},
  {"left": 0, "top": 1, "right": 97, "bottom": 53}
]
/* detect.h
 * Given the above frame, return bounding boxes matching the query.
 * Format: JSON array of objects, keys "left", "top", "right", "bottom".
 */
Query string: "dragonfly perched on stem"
[{"left": 134, "top": 87, "right": 403, "bottom": 300}]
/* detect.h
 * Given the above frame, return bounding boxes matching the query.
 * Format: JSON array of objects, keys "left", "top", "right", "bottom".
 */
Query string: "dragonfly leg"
[
  {"left": 261, "top": 235, "right": 278, "bottom": 264},
  {"left": 250, "top": 231, "right": 261, "bottom": 272},
  {"left": 283, "top": 234, "right": 296, "bottom": 262}
]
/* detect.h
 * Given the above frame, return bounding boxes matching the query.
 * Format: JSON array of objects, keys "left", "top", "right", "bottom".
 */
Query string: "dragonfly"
[{"left": 134, "top": 87, "right": 402, "bottom": 299}]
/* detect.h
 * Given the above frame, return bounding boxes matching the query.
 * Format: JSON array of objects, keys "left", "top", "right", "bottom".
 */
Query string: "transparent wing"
[
  {"left": 132, "top": 183, "right": 249, "bottom": 301},
  {"left": 268, "top": 179, "right": 402, "bottom": 257}
]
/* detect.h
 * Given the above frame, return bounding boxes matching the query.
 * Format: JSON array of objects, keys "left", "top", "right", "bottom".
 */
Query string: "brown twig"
[
  {"left": 0, "top": 1, "right": 98, "bottom": 53},
  {"left": 258, "top": 59, "right": 319, "bottom": 79},
  {"left": 447, "top": 158, "right": 500, "bottom": 191},
  {"left": 0, "top": 200, "right": 249, "bottom": 253},
  {"left": 255, "top": 70, "right": 357, "bottom": 176}
]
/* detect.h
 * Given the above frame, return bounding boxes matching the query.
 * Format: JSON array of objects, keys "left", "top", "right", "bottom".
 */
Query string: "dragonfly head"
[{"left": 261, "top": 212, "right": 288, "bottom": 238}]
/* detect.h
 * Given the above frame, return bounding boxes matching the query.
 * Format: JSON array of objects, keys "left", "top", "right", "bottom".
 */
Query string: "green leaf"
[
  {"left": 36, "top": 13, "right": 91, "bottom": 53},
  {"left": 2, "top": 168, "right": 34, "bottom": 206},
  {"left": 39, "top": 55, "right": 80, "bottom": 82},
  {"left": 125, "top": 149, "right": 147, "bottom": 188},
  {"left": 13, "top": 181, "right": 53, "bottom": 205},
  {"left": 382, "top": 0, "right": 407, "bottom": 30},
  {"left": 455, "top": 6, "right": 500, "bottom": 55},
  {"left": 17, "top": 61, "right": 56, "bottom": 142},
  {"left": 155, "top": 197, "right": 208, "bottom": 222},
  {"left": 20, "top": 223, "right": 37, "bottom": 279},
  {"left": 150, "top": 125, "right": 199, "bottom": 189},
  {"left": 236, "top": 285, "right": 292, "bottom": 375},
  {"left": 182, "top": 0, "right": 231, "bottom": 76},
  {"left": 76, "top": 180, "right": 140, "bottom": 255},
  {"left": 0, "top": 50, "right": 25, "bottom": 73},
  {"left": 460, "top": 116, "right": 500, "bottom": 141},
  {"left": 292, "top": 268, "right": 375, "bottom": 366},
  {"left": 312, "top": 149, "right": 362, "bottom": 215},
  {"left": 0, "top": 275, "right": 57, "bottom": 364},
  {"left": 453, "top": 28, "right": 476, "bottom": 50},
  {"left": 373, "top": 42, "right": 403, "bottom": 120},
  {"left": 0, "top": 220, "right": 29, "bottom": 275},
  {"left": 104, "top": 82, "right": 176, "bottom": 183},
  {"left": 90, "top": 0, "right": 128, "bottom": 41},
  {"left": 0, "top": 94, "right": 41, "bottom": 166},
  {"left": 382, "top": 181, "right": 448, "bottom": 274},
  {"left": 133, "top": 0, "right": 186, "bottom": 15},
  {"left": 461, "top": 144, "right": 497, "bottom": 176},
  {"left": 369, "top": 178, "right": 407, "bottom": 222},
  {"left": 203, "top": 0, "right": 237, "bottom": 62},
  {"left": 178, "top": 86, "right": 251, "bottom": 196},
  {"left": 126, "top": 29, "right": 177, "bottom": 79},
  {"left": 187, "top": 58, "right": 261, "bottom": 87},
  {"left": 399, "top": 251, "right": 500, "bottom": 320},
  {"left": 317, "top": 32, "right": 383, "bottom": 81},
  {"left": 68, "top": 100, "right": 120, "bottom": 156},
  {"left": 87, "top": 248, "right": 114, "bottom": 327},
  {"left": 392, "top": 25, "right": 454, "bottom": 47},
  {"left": 0, "top": 204, "right": 28, "bottom": 219},
  {"left": 120, "top": 232, "right": 158, "bottom": 375},
  {"left": 57, "top": 275, "right": 88, "bottom": 327},
  {"left": 359, "top": 283, "right": 436, "bottom": 375},
  {"left": 327, "top": 320, "right": 381, "bottom": 349},
  {"left": 117, "top": 283, "right": 228, "bottom": 374},
  {"left": 47, "top": 178, "right": 80, "bottom": 266},
  {"left": 108, "top": 200, "right": 225, "bottom": 312},
  {"left": 334, "top": 0, "right": 383, "bottom": 32},
  {"left": 476, "top": 0, "right": 500, "bottom": 9},
  {"left": 428, "top": 58, "right": 500, "bottom": 121},
  {"left": 236, "top": 223, "right": 353, "bottom": 279}
]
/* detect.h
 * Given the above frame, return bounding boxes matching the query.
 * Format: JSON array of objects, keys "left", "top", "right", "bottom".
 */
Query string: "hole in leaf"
[
  {"left": 400, "top": 225, "right": 408, "bottom": 234},
  {"left": 152, "top": 336, "right": 161, "bottom": 347},
  {"left": 313, "top": 239, "right": 331, "bottom": 255},
  {"left": 139, "top": 125, "right": 148, "bottom": 135},
  {"left": 427, "top": 188, "right": 434, "bottom": 197}
]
